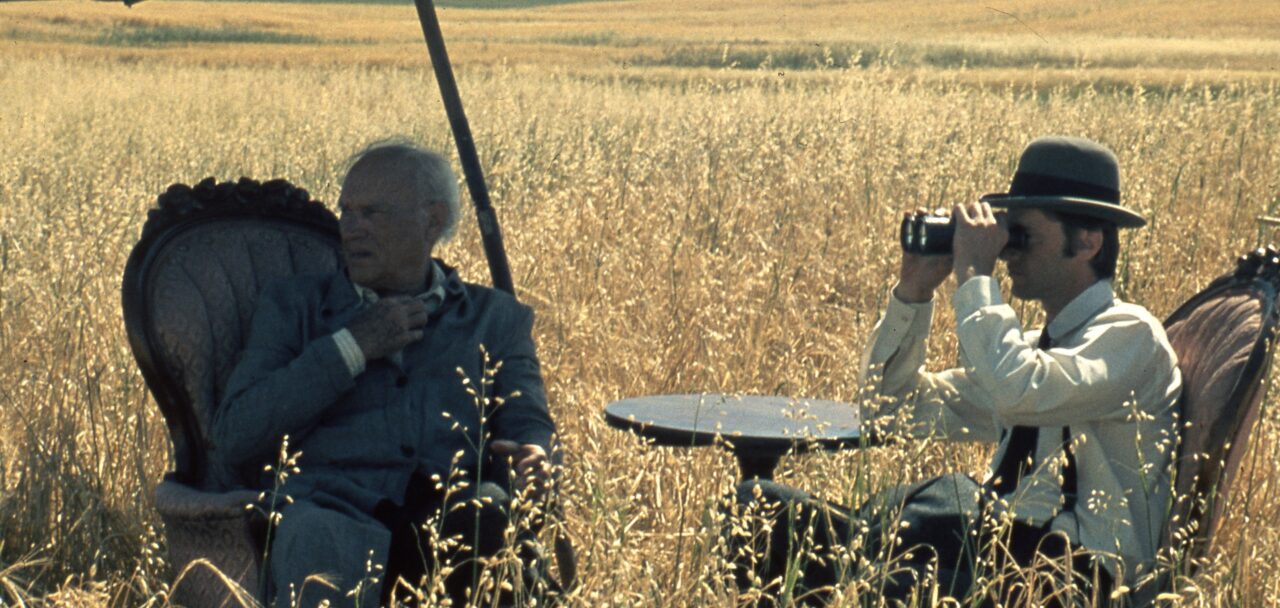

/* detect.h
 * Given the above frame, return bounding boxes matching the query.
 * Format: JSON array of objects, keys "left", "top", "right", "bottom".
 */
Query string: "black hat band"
[{"left": 1009, "top": 171, "right": 1120, "bottom": 204}]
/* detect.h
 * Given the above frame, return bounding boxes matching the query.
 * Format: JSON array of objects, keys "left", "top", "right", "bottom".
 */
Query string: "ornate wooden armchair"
[
  {"left": 125, "top": 177, "right": 576, "bottom": 606},
  {"left": 123, "top": 178, "right": 342, "bottom": 606},
  {"left": 1147, "top": 247, "right": 1280, "bottom": 600}
]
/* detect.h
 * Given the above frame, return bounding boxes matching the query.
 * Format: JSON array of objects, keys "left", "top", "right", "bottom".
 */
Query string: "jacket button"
[{"left": 396, "top": 376, "right": 408, "bottom": 388}]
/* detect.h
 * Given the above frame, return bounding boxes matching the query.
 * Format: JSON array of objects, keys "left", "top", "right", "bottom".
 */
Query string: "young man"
[{"left": 732, "top": 136, "right": 1180, "bottom": 605}]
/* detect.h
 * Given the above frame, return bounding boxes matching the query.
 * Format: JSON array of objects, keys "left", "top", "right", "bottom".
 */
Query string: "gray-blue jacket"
[{"left": 209, "top": 262, "right": 556, "bottom": 514}]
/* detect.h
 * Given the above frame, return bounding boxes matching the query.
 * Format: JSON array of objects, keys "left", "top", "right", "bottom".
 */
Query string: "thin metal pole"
[{"left": 412, "top": 0, "right": 515, "bottom": 296}]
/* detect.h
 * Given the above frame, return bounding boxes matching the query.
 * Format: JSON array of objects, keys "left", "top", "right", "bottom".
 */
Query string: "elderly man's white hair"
[{"left": 344, "top": 139, "right": 461, "bottom": 242}]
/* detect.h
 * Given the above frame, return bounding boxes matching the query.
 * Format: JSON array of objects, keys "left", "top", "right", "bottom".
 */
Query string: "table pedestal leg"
[{"left": 736, "top": 452, "right": 781, "bottom": 480}]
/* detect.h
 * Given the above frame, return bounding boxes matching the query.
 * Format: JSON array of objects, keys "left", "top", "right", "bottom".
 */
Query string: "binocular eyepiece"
[{"left": 899, "top": 212, "right": 1029, "bottom": 256}]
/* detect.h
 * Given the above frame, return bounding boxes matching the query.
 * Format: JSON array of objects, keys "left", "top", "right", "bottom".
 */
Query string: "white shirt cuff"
[
  {"left": 332, "top": 329, "right": 366, "bottom": 377},
  {"left": 886, "top": 289, "right": 935, "bottom": 338},
  {"left": 862, "top": 288, "right": 935, "bottom": 370}
]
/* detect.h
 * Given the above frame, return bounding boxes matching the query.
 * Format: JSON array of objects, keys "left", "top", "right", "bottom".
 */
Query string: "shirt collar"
[
  {"left": 351, "top": 260, "right": 449, "bottom": 314},
  {"left": 1045, "top": 279, "right": 1116, "bottom": 342}
]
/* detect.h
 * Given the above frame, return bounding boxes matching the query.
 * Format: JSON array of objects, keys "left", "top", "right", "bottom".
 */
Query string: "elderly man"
[
  {"left": 210, "top": 141, "right": 556, "bottom": 607},
  {"left": 732, "top": 136, "right": 1180, "bottom": 606}
]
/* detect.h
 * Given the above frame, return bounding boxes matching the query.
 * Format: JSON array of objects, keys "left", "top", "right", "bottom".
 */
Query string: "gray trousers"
[{"left": 268, "top": 481, "right": 512, "bottom": 608}]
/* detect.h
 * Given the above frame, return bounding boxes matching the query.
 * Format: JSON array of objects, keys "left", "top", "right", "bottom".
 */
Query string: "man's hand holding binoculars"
[
  {"left": 895, "top": 208, "right": 953, "bottom": 303},
  {"left": 952, "top": 201, "right": 1008, "bottom": 285},
  {"left": 894, "top": 202, "right": 1008, "bottom": 303}
]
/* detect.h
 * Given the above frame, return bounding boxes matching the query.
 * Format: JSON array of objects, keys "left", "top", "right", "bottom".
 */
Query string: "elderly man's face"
[{"left": 338, "top": 161, "right": 441, "bottom": 294}]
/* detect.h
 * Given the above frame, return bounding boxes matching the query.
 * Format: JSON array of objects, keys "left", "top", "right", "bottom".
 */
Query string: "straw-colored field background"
[{"left": 2, "top": 0, "right": 1280, "bottom": 605}]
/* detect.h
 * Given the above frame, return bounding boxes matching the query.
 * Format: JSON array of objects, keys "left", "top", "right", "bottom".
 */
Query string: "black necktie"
[{"left": 988, "top": 330, "right": 1053, "bottom": 497}]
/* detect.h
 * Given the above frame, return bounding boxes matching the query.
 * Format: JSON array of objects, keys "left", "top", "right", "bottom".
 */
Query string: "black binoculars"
[{"left": 899, "top": 212, "right": 1029, "bottom": 256}]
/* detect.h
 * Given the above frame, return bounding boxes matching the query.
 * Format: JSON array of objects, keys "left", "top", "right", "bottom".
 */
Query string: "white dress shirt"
[{"left": 859, "top": 276, "right": 1182, "bottom": 582}]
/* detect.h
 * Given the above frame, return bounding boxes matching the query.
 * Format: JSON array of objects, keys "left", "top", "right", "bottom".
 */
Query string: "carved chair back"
[
  {"left": 123, "top": 178, "right": 340, "bottom": 487},
  {"left": 1162, "top": 248, "right": 1280, "bottom": 566}
]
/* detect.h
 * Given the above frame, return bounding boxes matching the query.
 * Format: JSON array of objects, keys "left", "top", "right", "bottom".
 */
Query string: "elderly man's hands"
[
  {"left": 347, "top": 296, "right": 429, "bottom": 361},
  {"left": 489, "top": 440, "right": 551, "bottom": 502}
]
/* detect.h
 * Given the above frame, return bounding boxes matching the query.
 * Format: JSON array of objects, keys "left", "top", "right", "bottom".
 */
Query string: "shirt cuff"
[
  {"left": 863, "top": 289, "right": 935, "bottom": 369},
  {"left": 332, "top": 329, "right": 366, "bottom": 377},
  {"left": 886, "top": 289, "right": 935, "bottom": 338},
  {"left": 952, "top": 275, "right": 1002, "bottom": 322}
]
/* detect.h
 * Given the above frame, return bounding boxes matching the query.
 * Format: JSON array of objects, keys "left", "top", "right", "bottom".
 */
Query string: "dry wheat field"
[{"left": 2, "top": 0, "right": 1280, "bottom": 605}]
